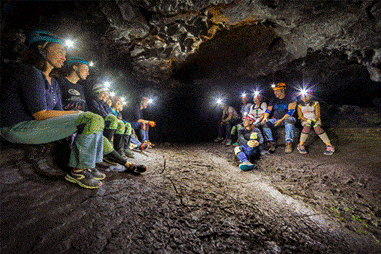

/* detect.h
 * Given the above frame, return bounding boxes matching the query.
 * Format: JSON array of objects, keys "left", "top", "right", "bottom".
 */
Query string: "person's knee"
[
  {"left": 234, "top": 146, "right": 242, "bottom": 155},
  {"left": 302, "top": 125, "right": 311, "bottom": 134},
  {"left": 116, "top": 120, "right": 125, "bottom": 134},
  {"left": 125, "top": 123, "right": 132, "bottom": 135},
  {"left": 284, "top": 117, "right": 296, "bottom": 125},
  {"left": 314, "top": 125, "right": 325, "bottom": 135},
  {"left": 76, "top": 112, "right": 105, "bottom": 134},
  {"left": 105, "top": 114, "right": 118, "bottom": 129}
]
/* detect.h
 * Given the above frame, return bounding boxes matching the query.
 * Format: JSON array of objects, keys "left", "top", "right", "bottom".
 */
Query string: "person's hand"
[
  {"left": 247, "top": 140, "right": 259, "bottom": 148},
  {"left": 274, "top": 119, "right": 282, "bottom": 126},
  {"left": 261, "top": 118, "right": 268, "bottom": 125},
  {"left": 149, "top": 121, "right": 156, "bottom": 127}
]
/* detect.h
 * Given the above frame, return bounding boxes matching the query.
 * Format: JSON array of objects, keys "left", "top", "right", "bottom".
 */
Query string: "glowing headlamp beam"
[
  {"left": 147, "top": 98, "right": 153, "bottom": 104},
  {"left": 241, "top": 92, "right": 247, "bottom": 98},
  {"left": 216, "top": 98, "right": 223, "bottom": 104},
  {"left": 104, "top": 81, "right": 111, "bottom": 88},
  {"left": 110, "top": 91, "right": 116, "bottom": 97},
  {"left": 65, "top": 39, "right": 74, "bottom": 48},
  {"left": 89, "top": 61, "right": 94, "bottom": 67}
]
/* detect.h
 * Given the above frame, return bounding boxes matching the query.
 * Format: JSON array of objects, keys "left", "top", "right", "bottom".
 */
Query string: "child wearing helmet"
[
  {"left": 297, "top": 89, "right": 335, "bottom": 155},
  {"left": 234, "top": 114, "right": 264, "bottom": 171}
]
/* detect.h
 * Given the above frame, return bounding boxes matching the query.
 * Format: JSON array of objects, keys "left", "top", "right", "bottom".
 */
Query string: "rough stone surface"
[
  {"left": 1, "top": 128, "right": 381, "bottom": 253},
  {"left": 98, "top": 0, "right": 381, "bottom": 82}
]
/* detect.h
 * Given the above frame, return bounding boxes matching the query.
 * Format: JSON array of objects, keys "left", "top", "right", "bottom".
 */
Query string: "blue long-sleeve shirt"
[{"left": 88, "top": 97, "right": 112, "bottom": 118}]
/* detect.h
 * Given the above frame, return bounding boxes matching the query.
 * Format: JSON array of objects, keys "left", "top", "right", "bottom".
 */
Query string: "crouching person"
[
  {"left": 0, "top": 31, "right": 105, "bottom": 189},
  {"left": 234, "top": 115, "right": 264, "bottom": 171}
]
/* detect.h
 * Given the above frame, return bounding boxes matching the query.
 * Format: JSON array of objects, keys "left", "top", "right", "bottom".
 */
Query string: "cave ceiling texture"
[{"left": 1, "top": 0, "right": 381, "bottom": 103}]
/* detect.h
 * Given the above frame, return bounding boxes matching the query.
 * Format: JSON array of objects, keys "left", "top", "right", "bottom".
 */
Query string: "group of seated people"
[
  {"left": 214, "top": 83, "right": 335, "bottom": 171},
  {"left": 0, "top": 30, "right": 156, "bottom": 189}
]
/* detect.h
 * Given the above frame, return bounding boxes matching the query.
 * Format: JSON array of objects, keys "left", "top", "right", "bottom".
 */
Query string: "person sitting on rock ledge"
[
  {"left": 296, "top": 89, "right": 335, "bottom": 155},
  {"left": 130, "top": 96, "right": 156, "bottom": 148},
  {"left": 234, "top": 114, "right": 264, "bottom": 171},
  {"left": 0, "top": 30, "right": 106, "bottom": 189},
  {"left": 261, "top": 83, "right": 297, "bottom": 154},
  {"left": 214, "top": 101, "right": 240, "bottom": 145}
]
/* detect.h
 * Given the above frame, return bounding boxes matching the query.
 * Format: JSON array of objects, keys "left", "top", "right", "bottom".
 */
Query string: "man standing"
[
  {"left": 58, "top": 56, "right": 89, "bottom": 111},
  {"left": 261, "top": 83, "right": 297, "bottom": 153}
]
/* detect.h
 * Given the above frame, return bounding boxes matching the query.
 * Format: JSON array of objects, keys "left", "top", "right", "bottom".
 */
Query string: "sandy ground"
[{"left": 1, "top": 135, "right": 381, "bottom": 253}]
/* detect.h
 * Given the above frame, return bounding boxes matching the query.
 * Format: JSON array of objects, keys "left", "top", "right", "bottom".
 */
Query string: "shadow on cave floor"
[{"left": 1, "top": 132, "right": 381, "bottom": 253}]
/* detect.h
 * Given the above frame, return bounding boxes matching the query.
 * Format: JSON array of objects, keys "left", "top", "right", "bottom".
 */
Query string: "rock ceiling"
[
  {"left": 1, "top": 0, "right": 381, "bottom": 85},
  {"left": 99, "top": 0, "right": 381, "bottom": 83}
]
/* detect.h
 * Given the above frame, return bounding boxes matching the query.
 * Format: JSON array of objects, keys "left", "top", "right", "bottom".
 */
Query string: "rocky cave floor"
[{"left": 1, "top": 130, "right": 381, "bottom": 254}]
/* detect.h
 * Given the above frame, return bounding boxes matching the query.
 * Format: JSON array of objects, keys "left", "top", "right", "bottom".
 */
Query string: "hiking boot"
[
  {"left": 89, "top": 168, "right": 106, "bottom": 181},
  {"left": 65, "top": 169, "right": 102, "bottom": 189},
  {"left": 324, "top": 145, "right": 335, "bottom": 155},
  {"left": 124, "top": 149, "right": 135, "bottom": 158},
  {"left": 214, "top": 137, "right": 224, "bottom": 142},
  {"left": 267, "top": 142, "right": 276, "bottom": 153},
  {"left": 239, "top": 161, "right": 255, "bottom": 171},
  {"left": 297, "top": 144, "right": 307, "bottom": 154},
  {"left": 285, "top": 142, "right": 293, "bottom": 154},
  {"left": 226, "top": 140, "right": 232, "bottom": 146}
]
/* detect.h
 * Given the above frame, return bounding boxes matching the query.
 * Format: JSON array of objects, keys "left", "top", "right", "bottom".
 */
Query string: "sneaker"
[
  {"left": 324, "top": 145, "right": 335, "bottom": 155},
  {"left": 226, "top": 140, "right": 232, "bottom": 146},
  {"left": 89, "top": 168, "right": 106, "bottom": 180},
  {"left": 124, "top": 149, "right": 135, "bottom": 158},
  {"left": 239, "top": 161, "right": 255, "bottom": 171},
  {"left": 285, "top": 142, "right": 293, "bottom": 154},
  {"left": 233, "top": 142, "right": 239, "bottom": 146},
  {"left": 268, "top": 142, "right": 276, "bottom": 153},
  {"left": 65, "top": 169, "right": 102, "bottom": 189},
  {"left": 214, "top": 137, "right": 224, "bottom": 142},
  {"left": 297, "top": 144, "right": 307, "bottom": 154},
  {"left": 125, "top": 163, "right": 147, "bottom": 173}
]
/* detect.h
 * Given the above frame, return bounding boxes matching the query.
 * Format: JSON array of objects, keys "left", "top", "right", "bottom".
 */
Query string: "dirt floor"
[{"left": 1, "top": 132, "right": 381, "bottom": 253}]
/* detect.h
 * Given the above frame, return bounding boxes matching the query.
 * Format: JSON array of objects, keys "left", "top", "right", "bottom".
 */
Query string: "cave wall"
[{"left": 98, "top": 0, "right": 381, "bottom": 83}]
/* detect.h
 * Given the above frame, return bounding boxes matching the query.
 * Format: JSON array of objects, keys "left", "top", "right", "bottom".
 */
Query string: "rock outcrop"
[{"left": 99, "top": 0, "right": 381, "bottom": 82}]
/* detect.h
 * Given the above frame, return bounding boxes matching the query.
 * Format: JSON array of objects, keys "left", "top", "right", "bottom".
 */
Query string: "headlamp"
[
  {"left": 299, "top": 88, "right": 313, "bottom": 97},
  {"left": 216, "top": 98, "right": 223, "bottom": 104},
  {"left": 89, "top": 61, "right": 94, "bottom": 67},
  {"left": 241, "top": 92, "right": 247, "bottom": 98},
  {"left": 64, "top": 39, "right": 74, "bottom": 48},
  {"left": 253, "top": 90, "right": 261, "bottom": 97},
  {"left": 110, "top": 91, "right": 116, "bottom": 97},
  {"left": 147, "top": 98, "right": 153, "bottom": 104},
  {"left": 104, "top": 81, "right": 111, "bottom": 89}
]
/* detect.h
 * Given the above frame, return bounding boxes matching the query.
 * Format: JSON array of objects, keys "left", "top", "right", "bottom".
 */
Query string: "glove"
[
  {"left": 306, "top": 119, "right": 315, "bottom": 127},
  {"left": 149, "top": 121, "right": 156, "bottom": 127}
]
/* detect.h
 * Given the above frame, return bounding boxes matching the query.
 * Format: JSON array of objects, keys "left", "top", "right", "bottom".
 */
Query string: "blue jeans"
[
  {"left": 130, "top": 121, "right": 149, "bottom": 142},
  {"left": 218, "top": 118, "right": 240, "bottom": 140},
  {"left": 0, "top": 113, "right": 103, "bottom": 169},
  {"left": 236, "top": 144, "right": 260, "bottom": 163},
  {"left": 262, "top": 117, "right": 296, "bottom": 142}
]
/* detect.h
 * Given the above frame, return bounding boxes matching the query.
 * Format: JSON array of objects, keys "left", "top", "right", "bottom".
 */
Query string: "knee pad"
[
  {"left": 125, "top": 123, "right": 132, "bottom": 135},
  {"left": 75, "top": 112, "right": 104, "bottom": 135},
  {"left": 234, "top": 146, "right": 242, "bottom": 155},
  {"left": 141, "top": 123, "right": 149, "bottom": 131},
  {"left": 116, "top": 120, "right": 125, "bottom": 134},
  {"left": 105, "top": 114, "right": 118, "bottom": 129},
  {"left": 302, "top": 125, "right": 311, "bottom": 134},
  {"left": 313, "top": 125, "right": 325, "bottom": 135}
]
